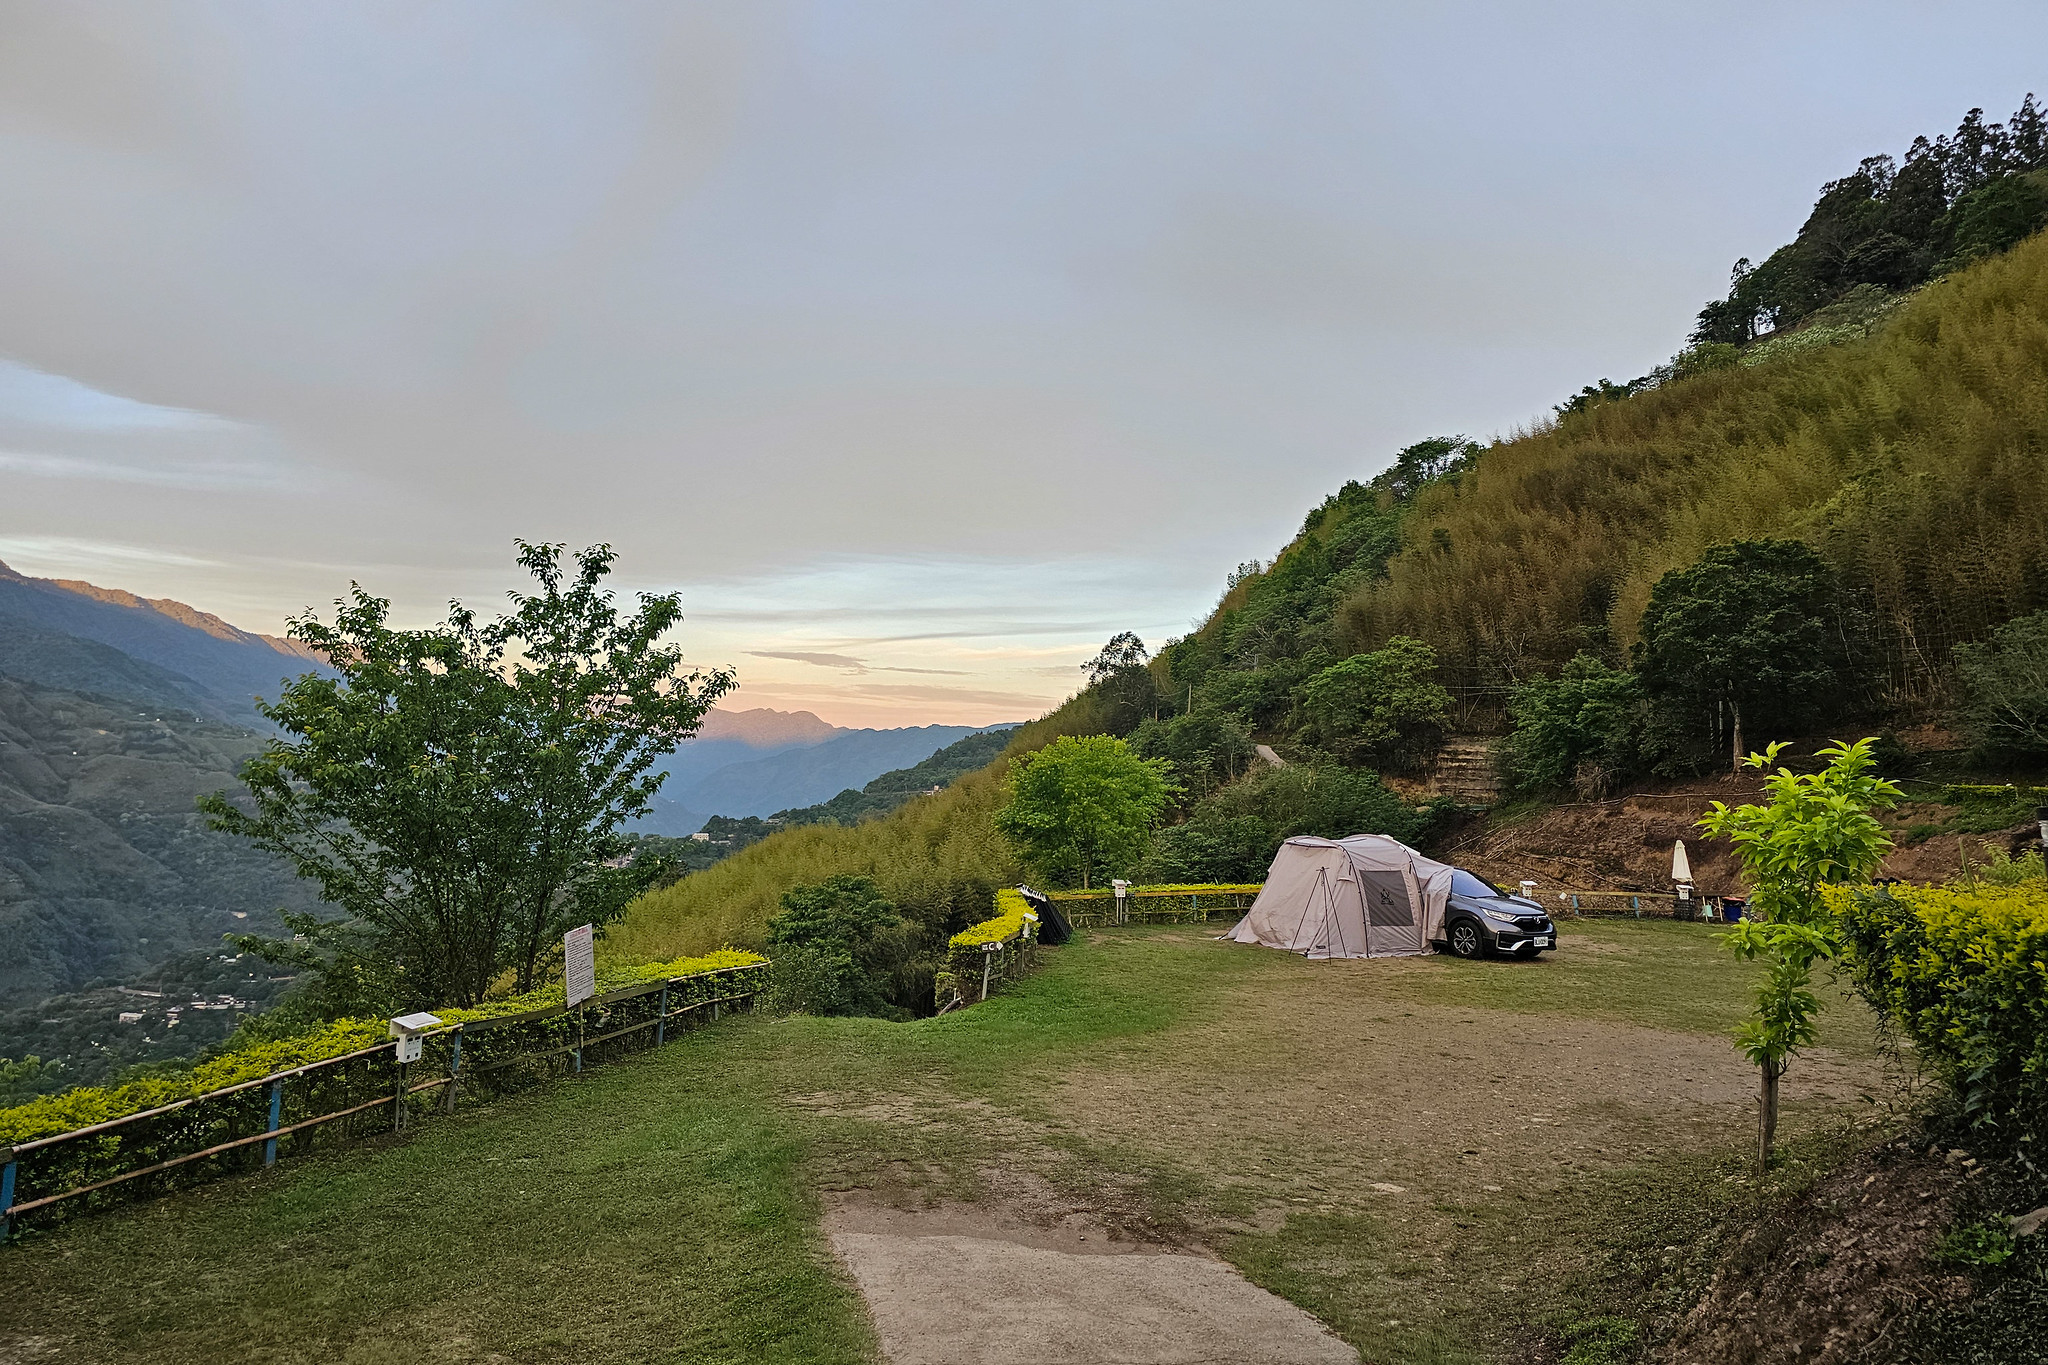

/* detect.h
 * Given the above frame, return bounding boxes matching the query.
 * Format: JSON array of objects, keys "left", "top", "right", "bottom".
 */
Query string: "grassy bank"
[{"left": 1, "top": 920, "right": 1884, "bottom": 1364}]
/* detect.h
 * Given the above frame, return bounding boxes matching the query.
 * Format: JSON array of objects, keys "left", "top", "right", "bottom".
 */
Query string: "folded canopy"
[{"left": 1224, "top": 834, "right": 1455, "bottom": 959}]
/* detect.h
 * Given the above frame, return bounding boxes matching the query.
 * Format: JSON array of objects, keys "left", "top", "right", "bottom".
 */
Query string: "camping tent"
[{"left": 1224, "top": 834, "right": 1456, "bottom": 959}]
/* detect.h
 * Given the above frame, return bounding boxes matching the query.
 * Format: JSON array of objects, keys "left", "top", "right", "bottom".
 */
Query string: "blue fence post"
[
  {"left": 263, "top": 1077, "right": 284, "bottom": 1168},
  {"left": 656, "top": 982, "right": 670, "bottom": 1046},
  {"left": 2, "top": 1147, "right": 16, "bottom": 1242}
]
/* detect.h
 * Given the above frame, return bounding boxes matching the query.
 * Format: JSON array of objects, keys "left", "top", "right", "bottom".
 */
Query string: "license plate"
[{"left": 1534, "top": 936, "right": 1552, "bottom": 948}]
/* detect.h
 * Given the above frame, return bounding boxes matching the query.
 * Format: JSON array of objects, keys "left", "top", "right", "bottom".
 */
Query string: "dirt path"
[{"left": 789, "top": 924, "right": 1888, "bottom": 1362}]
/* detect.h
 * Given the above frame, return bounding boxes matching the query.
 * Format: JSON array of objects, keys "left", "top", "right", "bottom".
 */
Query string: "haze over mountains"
[{"left": 0, "top": 562, "right": 1023, "bottom": 1077}]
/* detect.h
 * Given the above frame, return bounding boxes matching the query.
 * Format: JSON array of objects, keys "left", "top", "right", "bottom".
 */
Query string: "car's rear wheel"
[{"left": 1449, "top": 920, "right": 1486, "bottom": 959}]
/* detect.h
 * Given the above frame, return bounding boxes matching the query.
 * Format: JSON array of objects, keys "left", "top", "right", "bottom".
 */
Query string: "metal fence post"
[
  {"left": 393, "top": 1060, "right": 409, "bottom": 1132},
  {"left": 443, "top": 1028, "right": 463, "bottom": 1115},
  {"left": 656, "top": 982, "right": 670, "bottom": 1046},
  {"left": 263, "top": 1077, "right": 284, "bottom": 1167},
  {"left": 1, "top": 1147, "right": 16, "bottom": 1241},
  {"left": 574, "top": 1003, "right": 586, "bottom": 1073}
]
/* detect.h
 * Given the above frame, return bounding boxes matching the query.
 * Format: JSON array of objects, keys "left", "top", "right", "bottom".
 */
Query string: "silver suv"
[{"left": 1436, "top": 868, "right": 1556, "bottom": 959}]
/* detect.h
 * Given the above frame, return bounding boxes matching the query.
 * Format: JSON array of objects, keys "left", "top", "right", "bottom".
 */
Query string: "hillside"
[
  {"left": 633, "top": 710, "right": 1015, "bottom": 834},
  {"left": 1339, "top": 233, "right": 2048, "bottom": 706},
  {"left": 0, "top": 561, "right": 324, "bottom": 727},
  {"left": 771, "top": 727, "right": 1018, "bottom": 827}
]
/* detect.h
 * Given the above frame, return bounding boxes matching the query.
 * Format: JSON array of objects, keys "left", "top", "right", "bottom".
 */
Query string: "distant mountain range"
[
  {"left": 0, "top": 560, "right": 1019, "bottom": 1078},
  {"left": 634, "top": 709, "right": 1014, "bottom": 834}
]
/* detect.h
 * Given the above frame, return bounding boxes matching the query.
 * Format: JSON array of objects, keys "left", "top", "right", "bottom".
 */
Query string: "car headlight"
[{"left": 1482, "top": 907, "right": 1531, "bottom": 927}]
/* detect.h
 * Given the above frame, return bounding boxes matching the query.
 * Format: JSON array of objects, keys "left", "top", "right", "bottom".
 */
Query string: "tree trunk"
[
  {"left": 1731, "top": 700, "right": 1745, "bottom": 776},
  {"left": 1757, "top": 1056, "right": 1782, "bottom": 1169}
]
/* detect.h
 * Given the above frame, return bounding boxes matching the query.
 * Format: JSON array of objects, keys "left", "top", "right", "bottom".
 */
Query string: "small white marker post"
[
  {"left": 388, "top": 1011, "right": 442, "bottom": 1131},
  {"left": 564, "top": 924, "right": 596, "bottom": 1071}
]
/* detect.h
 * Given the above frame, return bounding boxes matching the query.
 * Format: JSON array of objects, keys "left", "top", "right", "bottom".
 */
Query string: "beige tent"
[{"left": 1224, "top": 835, "right": 1456, "bottom": 959}]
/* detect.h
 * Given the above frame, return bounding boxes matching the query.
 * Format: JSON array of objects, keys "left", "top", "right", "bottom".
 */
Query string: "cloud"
[
  {"left": 748, "top": 650, "right": 870, "bottom": 672},
  {"left": 0, "top": 449, "right": 293, "bottom": 490}
]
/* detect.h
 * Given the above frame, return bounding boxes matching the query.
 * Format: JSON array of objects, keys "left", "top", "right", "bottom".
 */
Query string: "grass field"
[{"left": 0, "top": 920, "right": 1887, "bottom": 1365}]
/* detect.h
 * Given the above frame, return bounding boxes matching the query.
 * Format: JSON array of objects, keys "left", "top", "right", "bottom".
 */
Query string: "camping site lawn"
[{"left": 0, "top": 919, "right": 1888, "bottom": 1365}]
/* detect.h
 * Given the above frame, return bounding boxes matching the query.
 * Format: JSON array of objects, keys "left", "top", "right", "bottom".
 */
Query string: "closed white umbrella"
[{"left": 1672, "top": 839, "right": 1694, "bottom": 885}]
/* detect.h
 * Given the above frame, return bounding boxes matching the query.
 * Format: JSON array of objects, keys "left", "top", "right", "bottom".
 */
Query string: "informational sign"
[{"left": 564, "top": 923, "right": 596, "bottom": 1007}]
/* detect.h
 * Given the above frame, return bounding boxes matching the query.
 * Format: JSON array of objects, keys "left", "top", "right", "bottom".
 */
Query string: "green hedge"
[
  {"left": 1831, "top": 882, "right": 2048, "bottom": 1134},
  {"left": 0, "top": 949, "right": 764, "bottom": 1147}
]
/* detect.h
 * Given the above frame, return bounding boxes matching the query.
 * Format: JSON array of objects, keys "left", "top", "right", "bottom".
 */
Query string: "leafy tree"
[
  {"left": 204, "top": 544, "right": 732, "bottom": 1011},
  {"left": 1953, "top": 608, "right": 2048, "bottom": 759},
  {"left": 1699, "top": 738, "right": 1900, "bottom": 1167},
  {"left": 995, "top": 735, "right": 1177, "bottom": 888},
  {"left": 1943, "top": 170, "right": 2048, "bottom": 269},
  {"left": 1299, "top": 635, "right": 1450, "bottom": 771},
  {"left": 1083, "top": 631, "right": 1160, "bottom": 735},
  {"left": 1128, "top": 711, "right": 1254, "bottom": 802},
  {"left": 1502, "top": 654, "right": 1650, "bottom": 797},
  {"left": 763, "top": 875, "right": 903, "bottom": 1017},
  {"left": 487, "top": 543, "right": 735, "bottom": 989},
  {"left": 1634, "top": 540, "right": 1845, "bottom": 774},
  {"left": 1135, "top": 763, "right": 1446, "bottom": 883}
]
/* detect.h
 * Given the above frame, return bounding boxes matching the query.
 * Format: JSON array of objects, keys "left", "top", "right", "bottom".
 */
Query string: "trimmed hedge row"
[
  {"left": 0, "top": 948, "right": 764, "bottom": 1146},
  {"left": 1831, "top": 881, "right": 2048, "bottom": 1135}
]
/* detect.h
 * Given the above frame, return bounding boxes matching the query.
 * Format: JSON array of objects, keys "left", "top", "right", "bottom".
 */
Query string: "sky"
[{"left": 1, "top": 2, "right": 2043, "bottom": 728}]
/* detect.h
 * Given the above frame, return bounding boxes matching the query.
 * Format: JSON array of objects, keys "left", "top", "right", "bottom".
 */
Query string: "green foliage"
[
  {"left": 1136, "top": 764, "right": 1449, "bottom": 884},
  {"left": 1832, "top": 877, "right": 2048, "bottom": 1136},
  {"left": 1943, "top": 169, "right": 2048, "bottom": 269},
  {"left": 1082, "top": 631, "right": 1162, "bottom": 735},
  {"left": 1955, "top": 608, "right": 2048, "bottom": 759},
  {"left": 201, "top": 543, "right": 734, "bottom": 1011},
  {"left": 1558, "top": 1316, "right": 1640, "bottom": 1365},
  {"left": 1128, "top": 711, "right": 1255, "bottom": 802},
  {"left": 994, "top": 734, "right": 1178, "bottom": 889},
  {"left": 1934, "top": 1221, "right": 2019, "bottom": 1268},
  {"left": 1702, "top": 739, "right": 1902, "bottom": 928},
  {"left": 1298, "top": 635, "right": 1451, "bottom": 771},
  {"left": 1502, "top": 654, "right": 1650, "bottom": 796},
  {"left": 1161, "top": 437, "right": 1470, "bottom": 736},
  {"left": 763, "top": 875, "right": 904, "bottom": 1018},
  {"left": 1700, "top": 738, "right": 1900, "bottom": 1163},
  {"left": 0, "top": 950, "right": 764, "bottom": 1145},
  {"left": 0, "top": 1054, "right": 65, "bottom": 1104},
  {"left": 1339, "top": 232, "right": 2048, "bottom": 711},
  {"left": 1635, "top": 540, "right": 1849, "bottom": 762},
  {"left": 1692, "top": 97, "right": 2048, "bottom": 343}
]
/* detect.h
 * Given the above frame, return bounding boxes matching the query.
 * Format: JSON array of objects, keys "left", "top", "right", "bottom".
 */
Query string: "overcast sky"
[{"left": 1, "top": 2, "right": 2041, "bottom": 726}]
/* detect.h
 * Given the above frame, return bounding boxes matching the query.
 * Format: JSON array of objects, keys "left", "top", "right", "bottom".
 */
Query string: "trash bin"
[{"left": 1722, "top": 897, "right": 1746, "bottom": 924}]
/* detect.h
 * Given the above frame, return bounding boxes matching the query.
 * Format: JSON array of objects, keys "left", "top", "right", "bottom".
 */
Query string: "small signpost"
[
  {"left": 564, "top": 924, "right": 596, "bottom": 1072},
  {"left": 564, "top": 924, "right": 597, "bottom": 1007}
]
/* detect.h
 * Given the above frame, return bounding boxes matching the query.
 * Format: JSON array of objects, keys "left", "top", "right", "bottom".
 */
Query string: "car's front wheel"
[{"left": 1448, "top": 919, "right": 1486, "bottom": 959}]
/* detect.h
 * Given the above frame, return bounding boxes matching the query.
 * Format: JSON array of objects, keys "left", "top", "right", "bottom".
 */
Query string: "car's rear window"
[{"left": 1451, "top": 869, "right": 1503, "bottom": 899}]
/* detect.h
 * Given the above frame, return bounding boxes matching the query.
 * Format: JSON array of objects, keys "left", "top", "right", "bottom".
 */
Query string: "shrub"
[
  {"left": 1128, "top": 711, "right": 1255, "bottom": 802},
  {"left": 994, "top": 734, "right": 1177, "bottom": 889},
  {"left": 1135, "top": 764, "right": 1448, "bottom": 882},
  {"left": 1831, "top": 878, "right": 2048, "bottom": 1137},
  {"left": 1954, "top": 608, "right": 2048, "bottom": 760},
  {"left": 1501, "top": 654, "right": 1651, "bottom": 796},
  {"left": 763, "top": 875, "right": 906, "bottom": 1018},
  {"left": 0, "top": 949, "right": 765, "bottom": 1145},
  {"left": 1299, "top": 636, "right": 1450, "bottom": 772}
]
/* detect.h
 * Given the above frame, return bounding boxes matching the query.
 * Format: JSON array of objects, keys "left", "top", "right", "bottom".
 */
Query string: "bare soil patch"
[{"left": 1660, "top": 1138, "right": 1972, "bottom": 1365}]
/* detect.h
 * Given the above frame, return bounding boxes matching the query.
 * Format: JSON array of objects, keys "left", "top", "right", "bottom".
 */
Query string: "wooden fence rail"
[{"left": 1, "top": 961, "right": 767, "bottom": 1241}]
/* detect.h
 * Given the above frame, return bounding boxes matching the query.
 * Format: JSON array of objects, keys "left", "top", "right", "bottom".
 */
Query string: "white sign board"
[{"left": 564, "top": 923, "right": 596, "bottom": 1007}]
